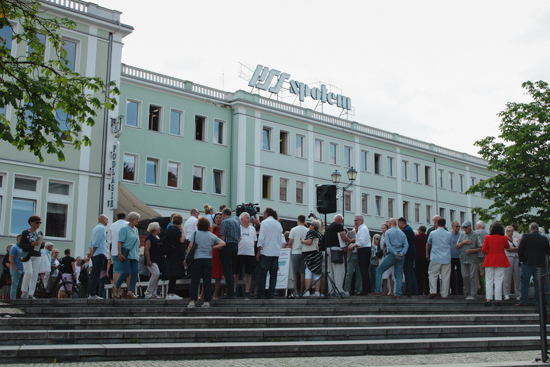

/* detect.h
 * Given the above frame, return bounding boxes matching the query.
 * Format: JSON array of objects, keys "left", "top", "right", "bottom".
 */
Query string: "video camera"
[{"left": 236, "top": 203, "right": 260, "bottom": 217}]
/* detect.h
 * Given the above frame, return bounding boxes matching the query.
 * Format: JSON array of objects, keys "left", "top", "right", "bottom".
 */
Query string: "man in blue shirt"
[
  {"left": 8, "top": 235, "right": 23, "bottom": 299},
  {"left": 427, "top": 217, "right": 452, "bottom": 299},
  {"left": 87, "top": 214, "right": 108, "bottom": 299},
  {"left": 369, "top": 218, "right": 408, "bottom": 298}
]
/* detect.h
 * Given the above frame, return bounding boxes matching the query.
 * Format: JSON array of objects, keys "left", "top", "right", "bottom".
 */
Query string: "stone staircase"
[{"left": 0, "top": 296, "right": 545, "bottom": 363}]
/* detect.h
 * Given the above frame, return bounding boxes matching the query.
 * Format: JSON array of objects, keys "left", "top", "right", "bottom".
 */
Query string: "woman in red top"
[{"left": 482, "top": 222, "right": 510, "bottom": 306}]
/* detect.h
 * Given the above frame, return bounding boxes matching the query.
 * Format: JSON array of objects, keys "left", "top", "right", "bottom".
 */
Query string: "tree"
[
  {"left": 467, "top": 80, "right": 550, "bottom": 232},
  {"left": 0, "top": 0, "right": 118, "bottom": 162}
]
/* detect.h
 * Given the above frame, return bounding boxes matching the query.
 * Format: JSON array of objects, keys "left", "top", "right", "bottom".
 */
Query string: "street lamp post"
[{"left": 331, "top": 167, "right": 358, "bottom": 224}]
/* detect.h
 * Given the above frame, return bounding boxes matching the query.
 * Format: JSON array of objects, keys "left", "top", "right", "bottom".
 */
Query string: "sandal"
[
  {"left": 112, "top": 287, "right": 121, "bottom": 299},
  {"left": 127, "top": 292, "right": 138, "bottom": 299}
]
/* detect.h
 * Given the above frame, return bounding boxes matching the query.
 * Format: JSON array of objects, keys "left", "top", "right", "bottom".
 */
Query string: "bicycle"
[{"left": 34, "top": 264, "right": 81, "bottom": 299}]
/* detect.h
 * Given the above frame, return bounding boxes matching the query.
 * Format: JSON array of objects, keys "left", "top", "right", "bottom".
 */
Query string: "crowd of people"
[{"left": 2, "top": 208, "right": 550, "bottom": 308}]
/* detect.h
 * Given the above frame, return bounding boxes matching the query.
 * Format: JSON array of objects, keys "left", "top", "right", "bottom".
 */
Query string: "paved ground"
[{"left": 1, "top": 351, "right": 549, "bottom": 366}]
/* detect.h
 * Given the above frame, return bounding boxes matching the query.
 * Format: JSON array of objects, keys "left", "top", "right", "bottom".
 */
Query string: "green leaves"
[
  {"left": 0, "top": 0, "right": 117, "bottom": 162},
  {"left": 467, "top": 81, "right": 550, "bottom": 232}
]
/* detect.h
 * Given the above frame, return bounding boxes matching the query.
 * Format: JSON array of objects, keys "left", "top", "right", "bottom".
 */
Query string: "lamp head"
[{"left": 331, "top": 170, "right": 341, "bottom": 184}]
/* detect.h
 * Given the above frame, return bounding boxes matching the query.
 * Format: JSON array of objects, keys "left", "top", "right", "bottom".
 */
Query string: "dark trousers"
[
  {"left": 415, "top": 257, "right": 430, "bottom": 295},
  {"left": 357, "top": 247, "right": 371, "bottom": 294},
  {"left": 403, "top": 257, "right": 419, "bottom": 295},
  {"left": 450, "top": 258, "right": 463, "bottom": 295},
  {"left": 257, "top": 255, "right": 278, "bottom": 298},
  {"left": 88, "top": 254, "right": 106, "bottom": 297},
  {"left": 190, "top": 258, "right": 213, "bottom": 302},
  {"left": 219, "top": 243, "right": 238, "bottom": 296}
]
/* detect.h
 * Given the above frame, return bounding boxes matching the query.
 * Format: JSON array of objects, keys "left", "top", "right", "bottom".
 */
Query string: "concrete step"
[
  {"left": 0, "top": 324, "right": 540, "bottom": 345},
  {"left": 0, "top": 336, "right": 544, "bottom": 363}
]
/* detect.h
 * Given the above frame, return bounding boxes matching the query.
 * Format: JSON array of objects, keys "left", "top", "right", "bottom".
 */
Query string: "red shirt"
[{"left": 482, "top": 234, "right": 510, "bottom": 268}]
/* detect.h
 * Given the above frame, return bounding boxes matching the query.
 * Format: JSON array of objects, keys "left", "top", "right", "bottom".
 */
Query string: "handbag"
[
  {"left": 185, "top": 233, "right": 198, "bottom": 267},
  {"left": 330, "top": 248, "right": 344, "bottom": 263}
]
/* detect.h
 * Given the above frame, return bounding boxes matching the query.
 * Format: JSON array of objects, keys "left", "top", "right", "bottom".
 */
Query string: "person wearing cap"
[
  {"left": 39, "top": 242, "right": 54, "bottom": 291},
  {"left": 455, "top": 220, "right": 482, "bottom": 300}
]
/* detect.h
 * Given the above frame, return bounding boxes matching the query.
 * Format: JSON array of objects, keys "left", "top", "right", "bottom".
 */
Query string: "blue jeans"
[
  {"left": 88, "top": 253, "right": 106, "bottom": 297},
  {"left": 190, "top": 258, "right": 213, "bottom": 302},
  {"left": 257, "top": 255, "right": 278, "bottom": 298},
  {"left": 219, "top": 243, "right": 238, "bottom": 297},
  {"left": 375, "top": 253, "right": 405, "bottom": 296},
  {"left": 10, "top": 268, "right": 23, "bottom": 299},
  {"left": 520, "top": 264, "right": 548, "bottom": 305},
  {"left": 115, "top": 259, "right": 138, "bottom": 293},
  {"left": 403, "top": 258, "right": 419, "bottom": 296}
]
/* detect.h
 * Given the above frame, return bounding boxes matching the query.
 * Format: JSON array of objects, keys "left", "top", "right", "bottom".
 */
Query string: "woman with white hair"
[
  {"left": 300, "top": 219, "right": 324, "bottom": 297},
  {"left": 144, "top": 221, "right": 163, "bottom": 299}
]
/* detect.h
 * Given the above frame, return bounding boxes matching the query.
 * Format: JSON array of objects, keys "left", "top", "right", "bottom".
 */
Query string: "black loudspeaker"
[{"left": 316, "top": 184, "right": 337, "bottom": 214}]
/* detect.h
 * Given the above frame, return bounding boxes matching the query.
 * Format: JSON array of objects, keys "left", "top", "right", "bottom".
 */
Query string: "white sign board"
[{"left": 265, "top": 248, "right": 294, "bottom": 291}]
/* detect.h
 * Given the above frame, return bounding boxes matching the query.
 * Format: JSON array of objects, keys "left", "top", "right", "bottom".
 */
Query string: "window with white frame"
[
  {"left": 415, "top": 203, "right": 420, "bottom": 222},
  {"left": 27, "top": 33, "right": 46, "bottom": 58},
  {"left": 450, "top": 209, "right": 456, "bottom": 223},
  {"left": 11, "top": 176, "right": 39, "bottom": 235},
  {"left": 55, "top": 108, "right": 70, "bottom": 140},
  {"left": 45, "top": 181, "right": 71, "bottom": 238},
  {"left": 361, "top": 193, "right": 369, "bottom": 214},
  {"left": 425, "top": 166, "right": 432, "bottom": 186},
  {"left": 145, "top": 158, "right": 159, "bottom": 186},
  {"left": 296, "top": 181, "right": 305, "bottom": 204},
  {"left": 438, "top": 169, "right": 444, "bottom": 188},
  {"left": 413, "top": 164, "right": 420, "bottom": 183},
  {"left": 126, "top": 100, "right": 140, "bottom": 128},
  {"left": 60, "top": 38, "right": 77, "bottom": 72},
  {"left": 329, "top": 143, "right": 337, "bottom": 165},
  {"left": 0, "top": 25, "right": 13, "bottom": 53},
  {"left": 123, "top": 153, "right": 138, "bottom": 182},
  {"left": 280, "top": 131, "right": 289, "bottom": 155},
  {"left": 387, "top": 157, "right": 394, "bottom": 177},
  {"left": 263, "top": 127, "right": 272, "bottom": 151},
  {"left": 169, "top": 109, "right": 183, "bottom": 136},
  {"left": 459, "top": 174, "right": 464, "bottom": 193},
  {"left": 295, "top": 135, "right": 305, "bottom": 158},
  {"left": 192, "top": 166, "right": 205, "bottom": 192},
  {"left": 448, "top": 172, "right": 454, "bottom": 191},
  {"left": 262, "top": 175, "right": 272, "bottom": 199},
  {"left": 148, "top": 105, "right": 162, "bottom": 132},
  {"left": 471, "top": 177, "right": 476, "bottom": 188},
  {"left": 402, "top": 161, "right": 408, "bottom": 180},
  {"left": 279, "top": 178, "right": 288, "bottom": 201},
  {"left": 167, "top": 161, "right": 180, "bottom": 189},
  {"left": 460, "top": 211, "right": 466, "bottom": 224},
  {"left": 375, "top": 196, "right": 382, "bottom": 216},
  {"left": 361, "top": 150, "right": 368, "bottom": 172},
  {"left": 439, "top": 207, "right": 445, "bottom": 218},
  {"left": 315, "top": 139, "right": 323, "bottom": 161},
  {"left": 388, "top": 198, "right": 394, "bottom": 218},
  {"left": 212, "top": 169, "right": 224, "bottom": 195},
  {"left": 374, "top": 154, "right": 382, "bottom": 175},
  {"left": 195, "top": 115, "right": 207, "bottom": 141},
  {"left": 426, "top": 205, "right": 432, "bottom": 224},
  {"left": 214, "top": 120, "right": 225, "bottom": 145},
  {"left": 344, "top": 146, "right": 352, "bottom": 168},
  {"left": 344, "top": 191, "right": 351, "bottom": 212},
  {"left": 403, "top": 201, "right": 409, "bottom": 221}
]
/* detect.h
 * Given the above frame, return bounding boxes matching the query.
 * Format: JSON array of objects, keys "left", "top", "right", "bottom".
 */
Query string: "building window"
[
  {"left": 315, "top": 139, "right": 323, "bottom": 161},
  {"left": 148, "top": 105, "right": 162, "bottom": 132},
  {"left": 413, "top": 163, "right": 420, "bottom": 183},
  {"left": 263, "top": 127, "right": 272, "bottom": 151},
  {"left": 55, "top": 108, "right": 70, "bottom": 139},
  {"left": 167, "top": 161, "right": 180, "bottom": 189},
  {"left": 0, "top": 25, "right": 13, "bottom": 53},
  {"left": 344, "top": 191, "right": 351, "bottom": 212},
  {"left": 195, "top": 115, "right": 206, "bottom": 141},
  {"left": 262, "top": 175, "right": 272, "bottom": 199},
  {"left": 439, "top": 207, "right": 445, "bottom": 218},
  {"left": 145, "top": 158, "right": 159, "bottom": 186},
  {"left": 212, "top": 169, "right": 224, "bottom": 195},
  {"left": 296, "top": 181, "right": 304, "bottom": 204},
  {"left": 388, "top": 198, "right": 394, "bottom": 218},
  {"left": 472, "top": 213, "right": 477, "bottom": 224},
  {"left": 449, "top": 172, "right": 454, "bottom": 191},
  {"left": 402, "top": 201, "right": 409, "bottom": 221},
  {"left": 329, "top": 143, "right": 337, "bottom": 165},
  {"left": 402, "top": 161, "right": 408, "bottom": 180},
  {"left": 0, "top": 174, "right": 4, "bottom": 229},
  {"left": 61, "top": 38, "right": 77, "bottom": 72},
  {"left": 214, "top": 120, "right": 225, "bottom": 145},
  {"left": 344, "top": 146, "right": 352, "bottom": 168},
  {"left": 169, "top": 109, "right": 183, "bottom": 136},
  {"left": 123, "top": 154, "right": 137, "bottom": 182},
  {"left": 438, "top": 169, "right": 444, "bottom": 188},
  {"left": 426, "top": 205, "right": 432, "bottom": 224},
  {"left": 450, "top": 209, "right": 456, "bottom": 223},
  {"left": 460, "top": 211, "right": 466, "bottom": 224},
  {"left": 374, "top": 154, "right": 382, "bottom": 175},
  {"left": 459, "top": 174, "right": 464, "bottom": 193},
  {"left": 425, "top": 166, "right": 432, "bottom": 186},
  {"left": 11, "top": 176, "right": 39, "bottom": 235},
  {"left": 471, "top": 177, "right": 476, "bottom": 188},
  {"left": 193, "top": 166, "right": 205, "bottom": 192},
  {"left": 387, "top": 157, "right": 394, "bottom": 177},
  {"left": 46, "top": 181, "right": 71, "bottom": 239},
  {"left": 361, "top": 193, "right": 369, "bottom": 214},
  {"left": 361, "top": 150, "right": 368, "bottom": 172},
  {"left": 415, "top": 203, "right": 420, "bottom": 222},
  {"left": 375, "top": 196, "right": 382, "bottom": 216},
  {"left": 126, "top": 100, "right": 140, "bottom": 127},
  {"left": 279, "top": 131, "right": 289, "bottom": 155},
  {"left": 295, "top": 135, "right": 305, "bottom": 158},
  {"left": 279, "top": 178, "right": 288, "bottom": 201}
]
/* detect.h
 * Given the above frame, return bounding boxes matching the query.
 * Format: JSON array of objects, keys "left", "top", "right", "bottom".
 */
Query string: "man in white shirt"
[
  {"left": 110, "top": 213, "right": 128, "bottom": 292},
  {"left": 348, "top": 215, "right": 371, "bottom": 295},
  {"left": 288, "top": 215, "right": 309, "bottom": 297},
  {"left": 255, "top": 207, "right": 283, "bottom": 299},
  {"left": 184, "top": 208, "right": 199, "bottom": 241}
]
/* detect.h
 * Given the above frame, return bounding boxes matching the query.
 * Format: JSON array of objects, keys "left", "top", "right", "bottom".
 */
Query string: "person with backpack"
[{"left": 20, "top": 216, "right": 45, "bottom": 299}]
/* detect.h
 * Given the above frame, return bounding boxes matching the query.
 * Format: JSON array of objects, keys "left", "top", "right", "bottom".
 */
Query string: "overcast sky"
[{"left": 91, "top": 0, "right": 550, "bottom": 156}]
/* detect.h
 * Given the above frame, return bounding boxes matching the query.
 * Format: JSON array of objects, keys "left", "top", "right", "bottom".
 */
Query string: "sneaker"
[
  {"left": 466, "top": 296, "right": 476, "bottom": 300},
  {"left": 313, "top": 291, "right": 321, "bottom": 297},
  {"left": 166, "top": 294, "right": 182, "bottom": 300},
  {"left": 188, "top": 301, "right": 195, "bottom": 308},
  {"left": 340, "top": 291, "right": 350, "bottom": 297},
  {"left": 201, "top": 302, "right": 210, "bottom": 308},
  {"left": 144, "top": 292, "right": 152, "bottom": 299},
  {"left": 504, "top": 294, "right": 510, "bottom": 300},
  {"left": 87, "top": 295, "right": 103, "bottom": 300},
  {"left": 516, "top": 296, "right": 521, "bottom": 301},
  {"left": 302, "top": 291, "right": 310, "bottom": 297}
]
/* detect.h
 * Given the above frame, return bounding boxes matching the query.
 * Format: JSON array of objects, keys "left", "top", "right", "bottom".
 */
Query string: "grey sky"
[{"left": 92, "top": 0, "right": 550, "bottom": 156}]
